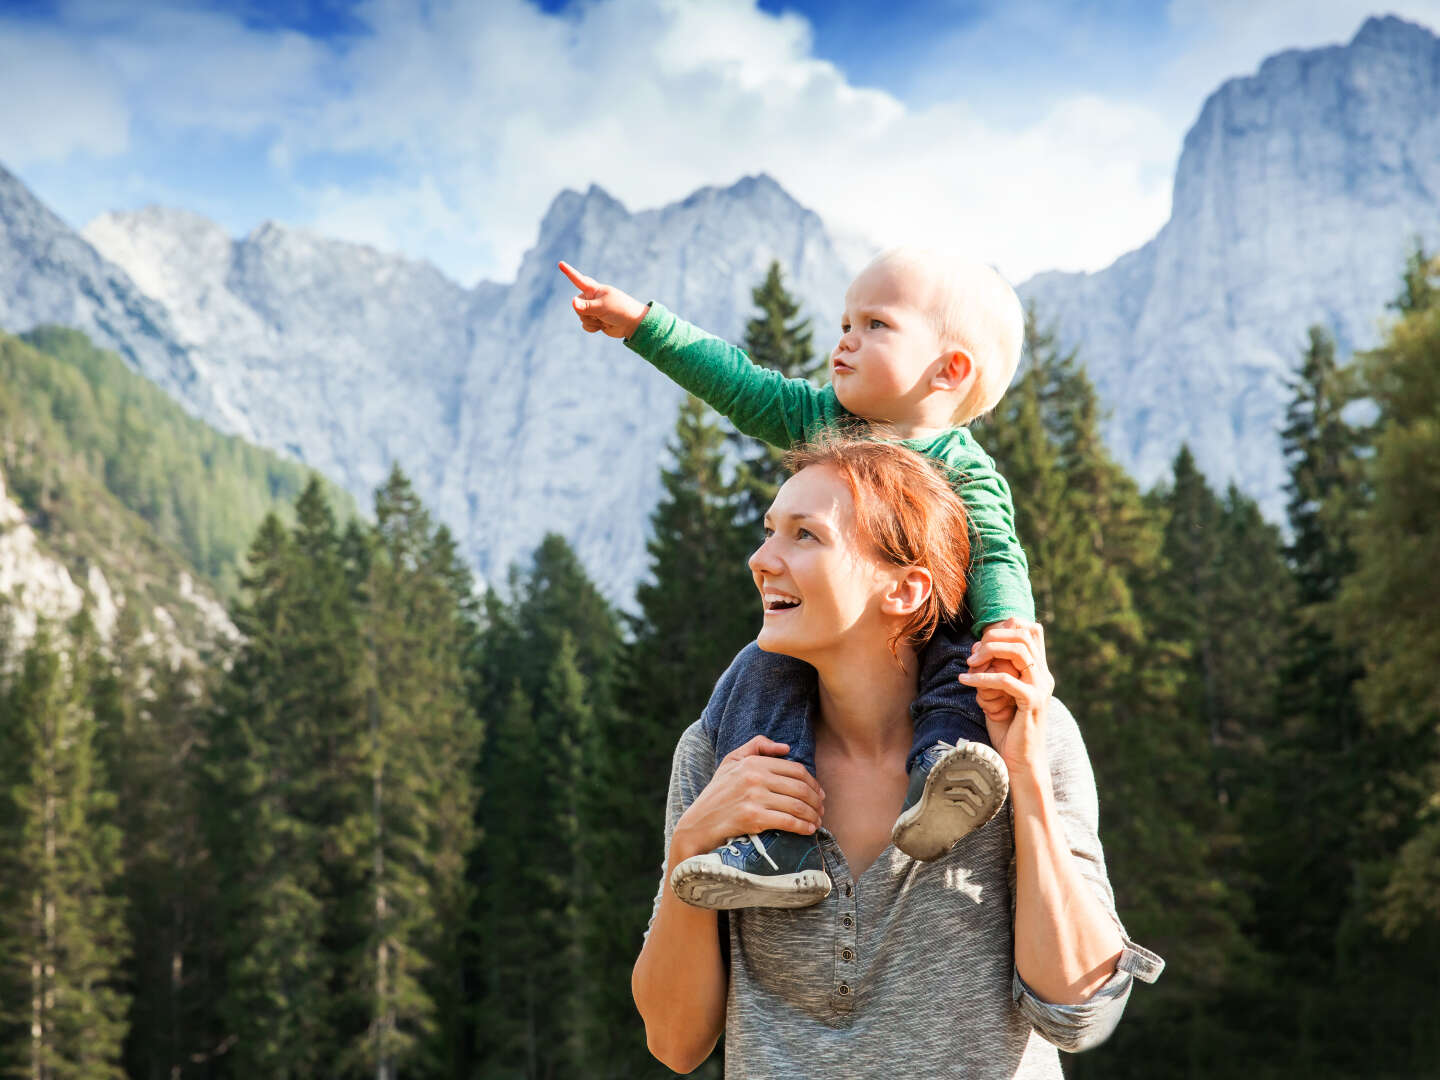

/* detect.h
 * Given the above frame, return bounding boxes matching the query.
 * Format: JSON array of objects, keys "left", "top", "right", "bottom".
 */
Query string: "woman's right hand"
[{"left": 671, "top": 736, "right": 826, "bottom": 863}]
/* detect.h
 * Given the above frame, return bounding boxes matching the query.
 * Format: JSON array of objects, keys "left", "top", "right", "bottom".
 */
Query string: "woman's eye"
[
  {"left": 797, "top": 528, "right": 815, "bottom": 541},
  {"left": 762, "top": 526, "right": 775, "bottom": 539}
]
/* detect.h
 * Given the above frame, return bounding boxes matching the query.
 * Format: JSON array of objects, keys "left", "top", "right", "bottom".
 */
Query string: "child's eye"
[
  {"left": 869, "top": 318, "right": 886, "bottom": 329},
  {"left": 840, "top": 323, "right": 851, "bottom": 334}
]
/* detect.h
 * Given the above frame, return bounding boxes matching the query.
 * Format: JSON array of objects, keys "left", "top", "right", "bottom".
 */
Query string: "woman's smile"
[{"left": 762, "top": 589, "right": 802, "bottom": 615}]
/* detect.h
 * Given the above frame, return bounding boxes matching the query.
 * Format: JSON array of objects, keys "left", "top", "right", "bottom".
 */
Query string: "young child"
[{"left": 559, "top": 248, "right": 1034, "bottom": 909}]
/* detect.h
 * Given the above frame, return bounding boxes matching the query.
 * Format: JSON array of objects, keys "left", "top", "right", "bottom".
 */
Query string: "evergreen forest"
[{"left": 1, "top": 254, "right": 1437, "bottom": 1079}]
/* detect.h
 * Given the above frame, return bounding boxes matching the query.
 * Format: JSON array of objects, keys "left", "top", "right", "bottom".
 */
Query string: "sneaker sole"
[
  {"left": 669, "top": 859, "right": 832, "bottom": 911},
  {"left": 891, "top": 744, "right": 1009, "bottom": 861}
]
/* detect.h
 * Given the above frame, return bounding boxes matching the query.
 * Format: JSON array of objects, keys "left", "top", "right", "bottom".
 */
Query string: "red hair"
[{"left": 782, "top": 436, "right": 971, "bottom": 657}]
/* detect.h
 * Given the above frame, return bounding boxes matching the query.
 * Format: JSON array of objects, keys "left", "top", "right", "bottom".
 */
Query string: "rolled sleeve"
[{"left": 1012, "top": 939, "right": 1165, "bottom": 1053}]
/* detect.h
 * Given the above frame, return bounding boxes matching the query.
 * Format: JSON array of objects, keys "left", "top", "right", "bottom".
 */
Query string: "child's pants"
[{"left": 701, "top": 622, "right": 992, "bottom": 776}]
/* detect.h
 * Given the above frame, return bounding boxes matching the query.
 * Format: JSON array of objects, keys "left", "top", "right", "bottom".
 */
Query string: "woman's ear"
[{"left": 881, "top": 567, "right": 933, "bottom": 616}]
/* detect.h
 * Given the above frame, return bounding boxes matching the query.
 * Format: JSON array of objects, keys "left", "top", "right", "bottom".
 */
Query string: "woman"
[{"left": 632, "top": 437, "right": 1162, "bottom": 1077}]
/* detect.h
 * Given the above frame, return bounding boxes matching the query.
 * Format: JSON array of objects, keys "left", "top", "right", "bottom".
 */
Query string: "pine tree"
[
  {"left": 572, "top": 395, "right": 757, "bottom": 1078},
  {"left": 536, "top": 634, "right": 591, "bottom": 1073},
  {"left": 204, "top": 513, "right": 335, "bottom": 1079},
  {"left": 420, "top": 522, "right": 485, "bottom": 1080},
  {"left": 338, "top": 465, "right": 480, "bottom": 1080},
  {"left": 981, "top": 312, "right": 1249, "bottom": 1076},
  {"left": 469, "top": 532, "right": 620, "bottom": 1078},
  {"left": 627, "top": 396, "right": 759, "bottom": 726},
  {"left": 731, "top": 261, "right": 826, "bottom": 522},
  {"left": 1337, "top": 250, "right": 1440, "bottom": 940},
  {"left": 89, "top": 604, "right": 217, "bottom": 1080},
  {"left": 0, "top": 616, "right": 130, "bottom": 1080}
]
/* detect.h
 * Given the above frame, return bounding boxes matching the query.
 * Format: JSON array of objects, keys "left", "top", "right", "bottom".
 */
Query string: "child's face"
[{"left": 831, "top": 260, "right": 949, "bottom": 423}]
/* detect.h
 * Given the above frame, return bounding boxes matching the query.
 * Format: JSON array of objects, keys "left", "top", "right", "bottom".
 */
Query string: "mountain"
[
  {"left": 1021, "top": 15, "right": 1440, "bottom": 505},
  {"left": 0, "top": 328, "right": 237, "bottom": 669},
  {"left": 0, "top": 163, "right": 229, "bottom": 432},
  {"left": 76, "top": 176, "right": 850, "bottom": 600},
  {"left": 80, "top": 206, "right": 479, "bottom": 497},
  {"left": 0, "top": 325, "right": 356, "bottom": 666},
  {"left": 3, "top": 16, "right": 1438, "bottom": 601}
]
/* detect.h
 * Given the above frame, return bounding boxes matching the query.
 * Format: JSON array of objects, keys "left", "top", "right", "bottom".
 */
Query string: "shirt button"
[
  {"left": 838, "top": 983, "right": 851, "bottom": 996},
  {"left": 844, "top": 884, "right": 854, "bottom": 897},
  {"left": 841, "top": 948, "right": 855, "bottom": 962},
  {"left": 842, "top": 915, "right": 854, "bottom": 929}
]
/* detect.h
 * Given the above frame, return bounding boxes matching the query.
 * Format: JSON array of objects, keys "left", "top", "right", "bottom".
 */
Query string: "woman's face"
[{"left": 748, "top": 464, "right": 903, "bottom": 662}]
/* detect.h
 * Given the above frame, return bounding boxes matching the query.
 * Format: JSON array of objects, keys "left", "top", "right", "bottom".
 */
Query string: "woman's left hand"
[{"left": 958, "top": 618, "right": 1055, "bottom": 779}]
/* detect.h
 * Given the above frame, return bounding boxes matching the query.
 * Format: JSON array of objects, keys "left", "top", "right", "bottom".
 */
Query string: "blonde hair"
[
  {"left": 783, "top": 435, "right": 970, "bottom": 658},
  {"left": 863, "top": 246, "right": 1024, "bottom": 424}
]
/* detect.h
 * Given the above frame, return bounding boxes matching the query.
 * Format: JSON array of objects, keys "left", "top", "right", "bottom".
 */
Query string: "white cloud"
[
  {"left": 13, "top": 0, "right": 1437, "bottom": 288},
  {"left": 260, "top": 0, "right": 1175, "bottom": 283},
  {"left": 0, "top": 22, "right": 130, "bottom": 164}
]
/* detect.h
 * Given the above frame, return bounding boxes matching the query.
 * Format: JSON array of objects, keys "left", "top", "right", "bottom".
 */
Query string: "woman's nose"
[{"left": 748, "top": 537, "right": 781, "bottom": 576}]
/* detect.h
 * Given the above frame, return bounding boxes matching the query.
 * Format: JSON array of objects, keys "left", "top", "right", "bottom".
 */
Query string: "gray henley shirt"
[{"left": 647, "top": 697, "right": 1163, "bottom": 1078}]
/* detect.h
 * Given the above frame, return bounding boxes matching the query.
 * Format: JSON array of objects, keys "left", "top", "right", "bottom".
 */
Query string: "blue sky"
[{"left": 2, "top": 0, "right": 1436, "bottom": 285}]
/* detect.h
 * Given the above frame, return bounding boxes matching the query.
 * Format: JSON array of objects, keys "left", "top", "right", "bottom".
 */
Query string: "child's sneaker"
[
  {"left": 891, "top": 741, "right": 1009, "bottom": 861},
  {"left": 670, "top": 830, "right": 832, "bottom": 910}
]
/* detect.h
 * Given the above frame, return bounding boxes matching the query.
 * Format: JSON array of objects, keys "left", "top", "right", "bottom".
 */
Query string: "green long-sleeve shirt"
[{"left": 626, "top": 301, "right": 1035, "bottom": 634}]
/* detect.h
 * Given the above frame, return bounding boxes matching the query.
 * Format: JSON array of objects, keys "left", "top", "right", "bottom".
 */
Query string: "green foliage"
[
  {"left": 730, "top": 260, "right": 827, "bottom": 521},
  {"left": 1, "top": 326, "right": 357, "bottom": 600},
  {"left": 467, "top": 533, "right": 623, "bottom": 1078},
  {"left": 342, "top": 467, "right": 482, "bottom": 1080},
  {"left": 8, "top": 255, "right": 1440, "bottom": 1080},
  {"left": 201, "top": 469, "right": 481, "bottom": 1080},
  {"left": 204, "top": 512, "right": 337, "bottom": 1079},
  {"left": 89, "top": 605, "right": 219, "bottom": 1080},
  {"left": 1338, "top": 252, "right": 1440, "bottom": 940},
  {"left": 979, "top": 315, "right": 1253, "bottom": 1074},
  {"left": 0, "top": 617, "right": 130, "bottom": 1080}
]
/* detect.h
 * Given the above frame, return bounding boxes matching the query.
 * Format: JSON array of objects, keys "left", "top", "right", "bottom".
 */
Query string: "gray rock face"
[
  {"left": 1021, "top": 15, "right": 1440, "bottom": 509},
  {"left": 81, "top": 206, "right": 476, "bottom": 500},
  {"left": 0, "top": 164, "right": 220, "bottom": 424},
  {"left": 74, "top": 175, "right": 849, "bottom": 601},
  {"left": 5, "top": 16, "right": 1439, "bottom": 603},
  {"left": 438, "top": 176, "right": 851, "bottom": 596}
]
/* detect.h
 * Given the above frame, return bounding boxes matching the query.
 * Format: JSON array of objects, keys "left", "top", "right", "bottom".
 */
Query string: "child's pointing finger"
[{"left": 557, "top": 260, "right": 598, "bottom": 296}]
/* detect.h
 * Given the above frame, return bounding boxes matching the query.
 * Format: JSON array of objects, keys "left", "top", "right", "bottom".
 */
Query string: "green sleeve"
[
  {"left": 625, "top": 301, "right": 843, "bottom": 449},
  {"left": 925, "top": 431, "right": 1037, "bottom": 635}
]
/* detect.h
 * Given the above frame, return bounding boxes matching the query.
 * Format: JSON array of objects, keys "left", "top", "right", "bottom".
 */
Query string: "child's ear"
[
  {"left": 933, "top": 348, "right": 974, "bottom": 391},
  {"left": 881, "top": 567, "right": 933, "bottom": 616}
]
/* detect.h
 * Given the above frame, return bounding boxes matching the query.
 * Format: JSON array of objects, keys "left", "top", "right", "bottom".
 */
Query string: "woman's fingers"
[
  {"left": 748, "top": 755, "right": 825, "bottom": 804},
  {"left": 759, "top": 772, "right": 825, "bottom": 808},
  {"left": 969, "top": 638, "right": 1036, "bottom": 678},
  {"left": 728, "top": 734, "right": 790, "bottom": 760},
  {"left": 761, "top": 791, "right": 824, "bottom": 828},
  {"left": 760, "top": 810, "right": 821, "bottom": 835},
  {"left": 958, "top": 669, "right": 1035, "bottom": 704}
]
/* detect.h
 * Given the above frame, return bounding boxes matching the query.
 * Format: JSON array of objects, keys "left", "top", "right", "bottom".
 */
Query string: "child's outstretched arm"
[{"left": 558, "top": 260, "right": 837, "bottom": 450}]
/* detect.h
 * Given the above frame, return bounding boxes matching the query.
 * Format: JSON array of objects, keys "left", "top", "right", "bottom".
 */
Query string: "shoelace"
[{"left": 723, "top": 833, "right": 779, "bottom": 871}]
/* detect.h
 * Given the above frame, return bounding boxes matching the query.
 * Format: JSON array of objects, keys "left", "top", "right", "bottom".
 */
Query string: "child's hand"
[
  {"left": 959, "top": 619, "right": 1056, "bottom": 778},
  {"left": 972, "top": 658, "right": 1020, "bottom": 728},
  {"left": 558, "top": 261, "right": 649, "bottom": 339}
]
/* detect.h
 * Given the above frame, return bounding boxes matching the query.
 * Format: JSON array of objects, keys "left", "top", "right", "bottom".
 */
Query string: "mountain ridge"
[{"left": 4, "top": 18, "right": 1439, "bottom": 601}]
